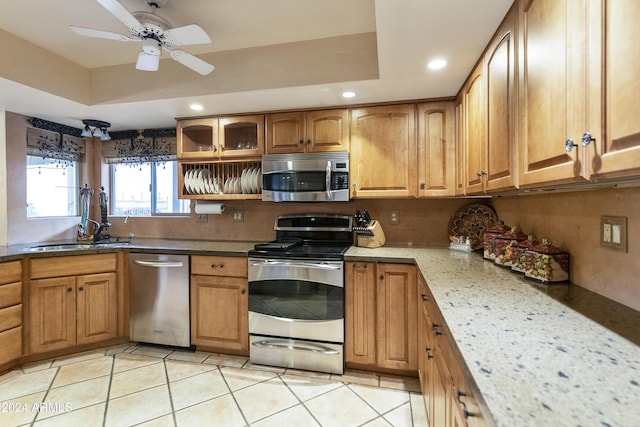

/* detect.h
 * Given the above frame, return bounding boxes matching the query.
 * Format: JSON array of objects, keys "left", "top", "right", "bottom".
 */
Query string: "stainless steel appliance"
[
  {"left": 248, "top": 214, "right": 353, "bottom": 374},
  {"left": 129, "top": 253, "right": 191, "bottom": 348},
  {"left": 261, "top": 152, "right": 349, "bottom": 202}
]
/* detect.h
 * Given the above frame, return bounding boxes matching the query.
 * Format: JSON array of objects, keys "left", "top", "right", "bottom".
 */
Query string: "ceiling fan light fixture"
[
  {"left": 142, "top": 37, "right": 161, "bottom": 55},
  {"left": 137, "top": 51, "right": 160, "bottom": 71}
]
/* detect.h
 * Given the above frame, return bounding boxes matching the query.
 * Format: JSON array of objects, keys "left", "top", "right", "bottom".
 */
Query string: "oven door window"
[
  {"left": 263, "top": 172, "right": 327, "bottom": 192},
  {"left": 249, "top": 279, "right": 343, "bottom": 320}
]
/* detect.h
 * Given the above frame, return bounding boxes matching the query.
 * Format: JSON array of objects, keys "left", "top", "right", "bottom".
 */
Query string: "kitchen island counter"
[{"left": 346, "top": 245, "right": 640, "bottom": 427}]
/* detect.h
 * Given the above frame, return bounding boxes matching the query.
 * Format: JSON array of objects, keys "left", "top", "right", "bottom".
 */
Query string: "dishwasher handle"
[{"left": 133, "top": 259, "right": 185, "bottom": 268}]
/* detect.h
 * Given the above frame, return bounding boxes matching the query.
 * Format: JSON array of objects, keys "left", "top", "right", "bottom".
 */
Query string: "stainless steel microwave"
[{"left": 261, "top": 152, "right": 349, "bottom": 202}]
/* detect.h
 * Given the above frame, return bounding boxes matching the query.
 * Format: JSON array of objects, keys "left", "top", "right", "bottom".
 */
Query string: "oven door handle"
[
  {"left": 326, "top": 160, "right": 332, "bottom": 200},
  {"left": 252, "top": 339, "right": 339, "bottom": 355},
  {"left": 249, "top": 260, "right": 342, "bottom": 270}
]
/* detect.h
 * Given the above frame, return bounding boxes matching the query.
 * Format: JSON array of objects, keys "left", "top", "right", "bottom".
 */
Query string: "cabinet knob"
[
  {"left": 219, "top": 144, "right": 225, "bottom": 151},
  {"left": 420, "top": 182, "right": 426, "bottom": 189},
  {"left": 241, "top": 289, "right": 246, "bottom": 295},
  {"left": 565, "top": 139, "right": 578, "bottom": 152},
  {"left": 78, "top": 287, "right": 84, "bottom": 291},
  {"left": 299, "top": 140, "right": 304, "bottom": 145},
  {"left": 67, "top": 287, "right": 73, "bottom": 293},
  {"left": 581, "top": 132, "right": 595, "bottom": 147},
  {"left": 476, "top": 170, "right": 487, "bottom": 178},
  {"left": 379, "top": 275, "right": 384, "bottom": 281},
  {"left": 306, "top": 140, "right": 311, "bottom": 145}
]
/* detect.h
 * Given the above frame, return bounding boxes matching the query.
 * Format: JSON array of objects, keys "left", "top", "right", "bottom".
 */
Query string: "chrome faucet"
[{"left": 87, "top": 219, "right": 104, "bottom": 242}]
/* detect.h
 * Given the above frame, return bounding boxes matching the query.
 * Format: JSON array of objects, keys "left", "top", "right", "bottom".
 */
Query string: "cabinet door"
[
  {"left": 30, "top": 277, "right": 76, "bottom": 353},
  {"left": 191, "top": 275, "right": 248, "bottom": 352},
  {"left": 350, "top": 105, "right": 417, "bottom": 198},
  {"left": 417, "top": 101, "right": 456, "bottom": 197},
  {"left": 418, "top": 277, "right": 434, "bottom": 421},
  {"left": 345, "top": 262, "right": 377, "bottom": 366},
  {"left": 587, "top": 0, "right": 640, "bottom": 180},
  {"left": 76, "top": 272, "right": 118, "bottom": 346},
  {"left": 518, "top": 0, "right": 589, "bottom": 186},
  {"left": 464, "top": 63, "right": 486, "bottom": 194},
  {"left": 485, "top": 9, "right": 518, "bottom": 192},
  {"left": 177, "top": 118, "right": 218, "bottom": 159},
  {"left": 305, "top": 109, "right": 350, "bottom": 152},
  {"left": 265, "top": 112, "right": 305, "bottom": 153},
  {"left": 376, "top": 263, "right": 417, "bottom": 371},
  {"left": 218, "top": 115, "right": 265, "bottom": 158},
  {"left": 431, "top": 351, "right": 450, "bottom": 427},
  {"left": 454, "top": 95, "right": 466, "bottom": 195}
]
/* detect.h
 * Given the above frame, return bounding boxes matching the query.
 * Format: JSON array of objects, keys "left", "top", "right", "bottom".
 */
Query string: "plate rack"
[{"left": 179, "top": 161, "right": 262, "bottom": 199}]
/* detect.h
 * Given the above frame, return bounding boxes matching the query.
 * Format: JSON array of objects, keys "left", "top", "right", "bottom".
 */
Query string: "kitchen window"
[
  {"left": 26, "top": 127, "right": 83, "bottom": 218},
  {"left": 110, "top": 161, "right": 189, "bottom": 216},
  {"left": 103, "top": 133, "right": 188, "bottom": 216}
]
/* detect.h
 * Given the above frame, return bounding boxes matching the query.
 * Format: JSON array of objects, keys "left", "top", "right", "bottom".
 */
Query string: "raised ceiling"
[{"left": 0, "top": 0, "right": 513, "bottom": 131}]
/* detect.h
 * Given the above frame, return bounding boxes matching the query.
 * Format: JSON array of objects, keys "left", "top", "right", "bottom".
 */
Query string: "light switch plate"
[{"left": 601, "top": 216, "right": 627, "bottom": 252}]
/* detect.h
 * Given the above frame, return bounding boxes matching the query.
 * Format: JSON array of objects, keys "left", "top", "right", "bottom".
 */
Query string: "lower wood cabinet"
[
  {"left": 418, "top": 274, "right": 485, "bottom": 427},
  {"left": 345, "top": 262, "right": 417, "bottom": 373},
  {"left": 0, "top": 260, "right": 23, "bottom": 367},
  {"left": 190, "top": 256, "right": 248, "bottom": 353},
  {"left": 28, "top": 254, "right": 119, "bottom": 355}
]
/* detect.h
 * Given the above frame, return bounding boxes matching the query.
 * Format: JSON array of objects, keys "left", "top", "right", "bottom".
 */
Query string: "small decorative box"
[
  {"left": 524, "top": 239, "right": 570, "bottom": 283},
  {"left": 511, "top": 235, "right": 538, "bottom": 273},
  {"left": 494, "top": 228, "right": 528, "bottom": 267},
  {"left": 483, "top": 221, "right": 510, "bottom": 260}
]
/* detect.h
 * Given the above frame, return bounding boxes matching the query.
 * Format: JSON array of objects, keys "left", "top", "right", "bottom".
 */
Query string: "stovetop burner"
[{"left": 249, "top": 214, "right": 353, "bottom": 260}]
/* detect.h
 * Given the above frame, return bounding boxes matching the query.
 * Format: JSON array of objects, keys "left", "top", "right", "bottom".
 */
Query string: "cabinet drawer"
[
  {"left": 0, "top": 261, "right": 21, "bottom": 285},
  {"left": 191, "top": 256, "right": 247, "bottom": 277},
  {"left": 0, "top": 282, "right": 21, "bottom": 308},
  {"left": 0, "top": 326, "right": 21, "bottom": 366},
  {"left": 30, "top": 254, "right": 117, "bottom": 279},
  {"left": 0, "top": 304, "right": 22, "bottom": 331}
]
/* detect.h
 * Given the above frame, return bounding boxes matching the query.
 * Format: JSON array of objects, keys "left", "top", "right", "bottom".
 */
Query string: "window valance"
[
  {"left": 102, "top": 137, "right": 177, "bottom": 164},
  {"left": 27, "top": 127, "right": 85, "bottom": 163}
]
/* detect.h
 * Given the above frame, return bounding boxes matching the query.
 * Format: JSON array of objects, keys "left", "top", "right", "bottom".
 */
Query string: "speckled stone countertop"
[{"left": 346, "top": 246, "right": 640, "bottom": 427}]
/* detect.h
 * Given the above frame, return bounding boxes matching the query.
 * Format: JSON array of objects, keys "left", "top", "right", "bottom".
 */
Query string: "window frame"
[{"left": 109, "top": 160, "right": 190, "bottom": 217}]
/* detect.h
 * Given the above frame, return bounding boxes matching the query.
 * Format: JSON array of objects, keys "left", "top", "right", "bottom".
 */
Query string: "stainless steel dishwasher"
[{"left": 129, "top": 253, "right": 191, "bottom": 348}]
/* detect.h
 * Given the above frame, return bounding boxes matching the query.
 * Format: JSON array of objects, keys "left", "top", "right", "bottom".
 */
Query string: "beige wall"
[{"left": 4, "top": 111, "right": 640, "bottom": 312}]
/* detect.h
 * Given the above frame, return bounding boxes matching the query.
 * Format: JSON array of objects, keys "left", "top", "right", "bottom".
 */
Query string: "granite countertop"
[
  {"left": 346, "top": 246, "right": 640, "bottom": 427},
  {"left": 2, "top": 240, "right": 638, "bottom": 426}
]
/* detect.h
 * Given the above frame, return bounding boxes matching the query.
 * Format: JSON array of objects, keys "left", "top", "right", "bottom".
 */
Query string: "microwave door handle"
[{"left": 326, "top": 160, "right": 332, "bottom": 200}]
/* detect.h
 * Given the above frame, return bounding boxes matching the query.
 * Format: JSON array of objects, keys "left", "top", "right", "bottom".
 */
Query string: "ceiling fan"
[{"left": 70, "top": 0, "right": 214, "bottom": 75}]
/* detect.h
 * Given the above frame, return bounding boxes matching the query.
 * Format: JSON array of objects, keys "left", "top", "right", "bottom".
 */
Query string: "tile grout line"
[
  {"left": 161, "top": 358, "right": 178, "bottom": 427},
  {"left": 28, "top": 364, "right": 60, "bottom": 426},
  {"left": 216, "top": 363, "right": 251, "bottom": 426},
  {"left": 101, "top": 354, "right": 116, "bottom": 427}
]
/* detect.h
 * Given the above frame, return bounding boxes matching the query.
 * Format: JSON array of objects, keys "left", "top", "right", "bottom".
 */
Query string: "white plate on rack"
[
  {"left": 256, "top": 168, "right": 262, "bottom": 193},
  {"left": 249, "top": 168, "right": 258, "bottom": 193},
  {"left": 185, "top": 169, "right": 194, "bottom": 194},
  {"left": 241, "top": 168, "right": 249, "bottom": 194}
]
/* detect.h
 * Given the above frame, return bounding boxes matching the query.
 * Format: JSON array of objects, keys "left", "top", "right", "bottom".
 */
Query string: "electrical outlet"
[
  {"left": 601, "top": 216, "right": 627, "bottom": 252},
  {"left": 233, "top": 210, "right": 244, "bottom": 223},
  {"left": 390, "top": 210, "right": 399, "bottom": 225},
  {"left": 196, "top": 214, "right": 208, "bottom": 223}
]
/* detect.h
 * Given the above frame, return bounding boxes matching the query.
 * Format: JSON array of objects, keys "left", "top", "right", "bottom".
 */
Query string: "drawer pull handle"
[
  {"left": 457, "top": 390, "right": 476, "bottom": 419},
  {"left": 210, "top": 264, "right": 224, "bottom": 269},
  {"left": 421, "top": 293, "right": 428, "bottom": 302}
]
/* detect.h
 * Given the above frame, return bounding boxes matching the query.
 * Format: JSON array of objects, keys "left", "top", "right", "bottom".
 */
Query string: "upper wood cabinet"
[
  {"left": 462, "top": 62, "right": 486, "bottom": 194},
  {"left": 265, "top": 109, "right": 349, "bottom": 154},
  {"left": 517, "top": 0, "right": 590, "bottom": 187},
  {"left": 178, "top": 115, "right": 264, "bottom": 159},
  {"left": 586, "top": 0, "right": 640, "bottom": 180},
  {"left": 417, "top": 101, "right": 456, "bottom": 197},
  {"left": 350, "top": 104, "right": 417, "bottom": 198},
  {"left": 484, "top": 7, "right": 518, "bottom": 193}
]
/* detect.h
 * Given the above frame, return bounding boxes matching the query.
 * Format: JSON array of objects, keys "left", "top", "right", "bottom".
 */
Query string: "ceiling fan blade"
[
  {"left": 169, "top": 49, "right": 215, "bottom": 75},
  {"left": 70, "top": 25, "right": 133, "bottom": 42},
  {"left": 95, "top": 0, "right": 142, "bottom": 30},
  {"left": 163, "top": 24, "right": 212, "bottom": 46}
]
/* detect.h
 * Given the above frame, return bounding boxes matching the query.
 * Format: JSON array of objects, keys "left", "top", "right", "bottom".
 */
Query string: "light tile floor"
[{"left": 0, "top": 344, "right": 428, "bottom": 427}]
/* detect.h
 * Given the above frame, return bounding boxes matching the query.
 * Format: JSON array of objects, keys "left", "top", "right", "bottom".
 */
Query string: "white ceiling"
[{"left": 0, "top": 0, "right": 514, "bottom": 131}]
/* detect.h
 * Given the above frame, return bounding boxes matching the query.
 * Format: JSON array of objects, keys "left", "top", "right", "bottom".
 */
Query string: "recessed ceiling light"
[
  {"left": 427, "top": 59, "right": 447, "bottom": 70},
  {"left": 190, "top": 103, "right": 204, "bottom": 111},
  {"left": 342, "top": 91, "right": 356, "bottom": 98}
]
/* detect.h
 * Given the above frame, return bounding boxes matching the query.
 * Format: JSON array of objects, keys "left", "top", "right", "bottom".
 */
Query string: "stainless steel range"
[{"left": 248, "top": 214, "right": 353, "bottom": 374}]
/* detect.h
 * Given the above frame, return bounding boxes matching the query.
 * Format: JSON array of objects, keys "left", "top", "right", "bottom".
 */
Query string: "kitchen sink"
[{"left": 23, "top": 240, "right": 128, "bottom": 252}]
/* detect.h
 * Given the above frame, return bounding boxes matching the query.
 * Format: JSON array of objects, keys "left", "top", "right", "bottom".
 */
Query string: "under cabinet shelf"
[{"left": 178, "top": 161, "right": 262, "bottom": 200}]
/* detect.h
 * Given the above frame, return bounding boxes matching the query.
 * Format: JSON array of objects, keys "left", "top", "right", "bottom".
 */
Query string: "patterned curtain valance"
[
  {"left": 102, "top": 137, "right": 177, "bottom": 164},
  {"left": 27, "top": 127, "right": 85, "bottom": 163}
]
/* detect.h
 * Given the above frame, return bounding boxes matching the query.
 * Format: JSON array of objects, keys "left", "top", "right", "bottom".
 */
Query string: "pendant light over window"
[{"left": 81, "top": 119, "right": 111, "bottom": 141}]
